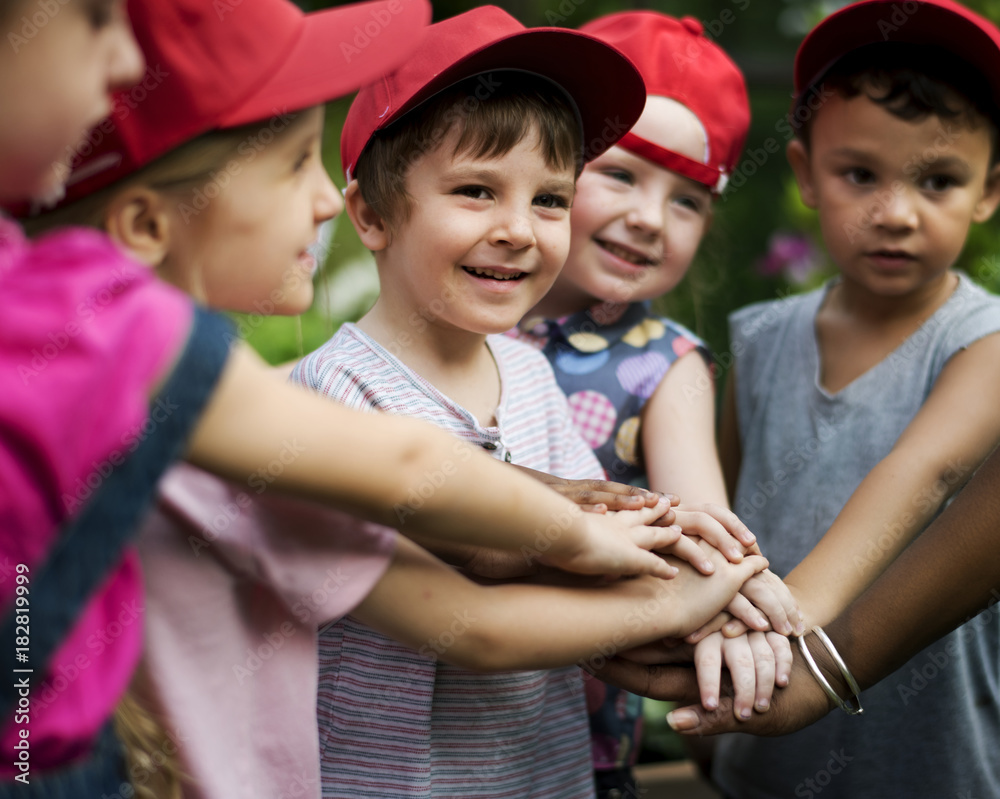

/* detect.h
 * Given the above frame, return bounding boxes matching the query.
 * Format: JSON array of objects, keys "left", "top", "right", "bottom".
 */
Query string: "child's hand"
[
  {"left": 512, "top": 464, "right": 676, "bottom": 516},
  {"left": 641, "top": 541, "right": 771, "bottom": 637},
  {"left": 686, "top": 570, "right": 805, "bottom": 642},
  {"left": 671, "top": 504, "right": 758, "bottom": 565},
  {"left": 693, "top": 630, "right": 793, "bottom": 719},
  {"left": 538, "top": 501, "right": 681, "bottom": 579}
]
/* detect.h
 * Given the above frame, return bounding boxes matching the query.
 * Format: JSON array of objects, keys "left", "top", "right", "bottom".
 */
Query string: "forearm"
[
  {"left": 357, "top": 539, "right": 749, "bottom": 672},
  {"left": 824, "top": 442, "right": 1000, "bottom": 690},
  {"left": 186, "top": 344, "right": 588, "bottom": 553},
  {"left": 786, "top": 448, "right": 967, "bottom": 626}
]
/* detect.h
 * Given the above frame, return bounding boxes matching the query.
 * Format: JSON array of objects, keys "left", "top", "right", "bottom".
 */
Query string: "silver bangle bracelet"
[{"left": 796, "top": 628, "right": 864, "bottom": 716}]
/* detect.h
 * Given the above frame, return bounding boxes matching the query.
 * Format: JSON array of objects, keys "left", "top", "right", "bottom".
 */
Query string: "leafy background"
[
  {"left": 251, "top": 0, "right": 1000, "bottom": 761},
  {"left": 246, "top": 0, "right": 1000, "bottom": 369}
]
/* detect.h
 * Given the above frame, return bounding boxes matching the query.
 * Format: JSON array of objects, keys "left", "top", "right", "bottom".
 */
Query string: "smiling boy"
[
  {"left": 291, "top": 8, "right": 651, "bottom": 797},
  {"left": 716, "top": 1, "right": 1000, "bottom": 797}
]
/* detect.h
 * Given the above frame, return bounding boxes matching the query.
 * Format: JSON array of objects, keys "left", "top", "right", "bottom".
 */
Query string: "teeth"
[
  {"left": 467, "top": 267, "right": 522, "bottom": 280},
  {"left": 600, "top": 241, "right": 652, "bottom": 266}
]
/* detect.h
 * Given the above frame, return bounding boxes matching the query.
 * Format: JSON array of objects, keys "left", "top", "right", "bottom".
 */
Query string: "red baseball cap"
[
  {"left": 795, "top": 0, "right": 1000, "bottom": 107},
  {"left": 52, "top": 0, "right": 431, "bottom": 207},
  {"left": 340, "top": 5, "right": 647, "bottom": 181},
  {"left": 580, "top": 11, "right": 750, "bottom": 195}
]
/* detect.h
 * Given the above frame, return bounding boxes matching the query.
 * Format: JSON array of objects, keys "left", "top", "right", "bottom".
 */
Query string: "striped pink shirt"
[{"left": 293, "top": 325, "right": 602, "bottom": 798}]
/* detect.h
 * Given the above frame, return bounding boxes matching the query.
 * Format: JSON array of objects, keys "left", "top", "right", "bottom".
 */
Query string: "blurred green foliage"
[{"left": 248, "top": 0, "right": 1000, "bottom": 369}]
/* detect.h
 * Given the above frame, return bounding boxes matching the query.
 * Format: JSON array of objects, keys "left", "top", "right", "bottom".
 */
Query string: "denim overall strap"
[{"left": 0, "top": 308, "right": 233, "bottom": 719}]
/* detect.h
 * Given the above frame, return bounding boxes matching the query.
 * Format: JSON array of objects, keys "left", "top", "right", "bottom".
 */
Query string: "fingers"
[
  {"left": 768, "top": 630, "right": 793, "bottom": 688},
  {"left": 568, "top": 480, "right": 663, "bottom": 510},
  {"left": 685, "top": 611, "right": 733, "bottom": 644},
  {"left": 736, "top": 569, "right": 805, "bottom": 637},
  {"left": 694, "top": 633, "right": 724, "bottom": 712},
  {"left": 746, "top": 631, "right": 777, "bottom": 714},
  {"left": 660, "top": 534, "right": 717, "bottom": 575},
  {"left": 724, "top": 593, "right": 771, "bottom": 633},
  {"left": 672, "top": 505, "right": 755, "bottom": 563}
]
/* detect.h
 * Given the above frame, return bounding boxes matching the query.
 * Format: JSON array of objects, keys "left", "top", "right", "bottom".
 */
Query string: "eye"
[
  {"left": 921, "top": 173, "right": 960, "bottom": 192},
  {"left": 293, "top": 150, "right": 311, "bottom": 172},
  {"left": 85, "top": 0, "right": 116, "bottom": 28},
  {"left": 602, "top": 168, "right": 634, "bottom": 186},
  {"left": 674, "top": 195, "right": 704, "bottom": 214},
  {"left": 455, "top": 185, "right": 491, "bottom": 200},
  {"left": 843, "top": 167, "right": 875, "bottom": 186},
  {"left": 534, "top": 193, "right": 571, "bottom": 210}
]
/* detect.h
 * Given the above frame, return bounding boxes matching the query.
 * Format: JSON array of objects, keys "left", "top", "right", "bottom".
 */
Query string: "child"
[
  {"left": 713, "top": 1, "right": 1000, "bottom": 796},
  {"left": 291, "top": 8, "right": 785, "bottom": 797},
  {"left": 15, "top": 4, "right": 772, "bottom": 798},
  {"left": 0, "top": 0, "right": 705, "bottom": 792},
  {"left": 514, "top": 13, "right": 797, "bottom": 796}
]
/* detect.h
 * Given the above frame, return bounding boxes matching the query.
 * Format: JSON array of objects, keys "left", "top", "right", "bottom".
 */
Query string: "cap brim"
[
  {"left": 795, "top": 0, "right": 1000, "bottom": 106},
  {"left": 220, "top": 0, "right": 431, "bottom": 127},
  {"left": 383, "top": 28, "right": 647, "bottom": 161}
]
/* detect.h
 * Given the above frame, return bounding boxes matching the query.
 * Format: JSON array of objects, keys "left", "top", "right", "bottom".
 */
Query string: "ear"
[
  {"left": 345, "top": 180, "right": 390, "bottom": 251},
  {"left": 103, "top": 187, "right": 173, "bottom": 267},
  {"left": 786, "top": 139, "right": 818, "bottom": 209},
  {"left": 972, "top": 161, "right": 1000, "bottom": 223}
]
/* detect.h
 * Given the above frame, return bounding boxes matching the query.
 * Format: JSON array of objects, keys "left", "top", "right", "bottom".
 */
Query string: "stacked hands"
[{"left": 472, "top": 470, "right": 805, "bottom": 722}]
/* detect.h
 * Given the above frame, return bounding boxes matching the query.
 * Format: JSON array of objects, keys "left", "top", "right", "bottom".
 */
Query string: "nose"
[
  {"left": 625, "top": 192, "right": 665, "bottom": 236},
  {"left": 491, "top": 204, "right": 536, "bottom": 250},
  {"left": 314, "top": 167, "right": 344, "bottom": 224},
  {"left": 873, "top": 186, "right": 918, "bottom": 232},
  {"left": 108, "top": 12, "right": 145, "bottom": 92}
]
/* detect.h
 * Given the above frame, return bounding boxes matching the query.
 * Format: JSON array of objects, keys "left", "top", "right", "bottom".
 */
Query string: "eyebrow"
[
  {"left": 825, "top": 147, "right": 973, "bottom": 176},
  {"left": 442, "top": 167, "right": 576, "bottom": 196}
]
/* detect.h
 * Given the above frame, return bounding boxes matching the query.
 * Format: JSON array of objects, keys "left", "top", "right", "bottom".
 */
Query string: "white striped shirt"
[{"left": 293, "top": 324, "right": 602, "bottom": 798}]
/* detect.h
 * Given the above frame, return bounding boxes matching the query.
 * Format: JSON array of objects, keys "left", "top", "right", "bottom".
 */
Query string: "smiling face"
[
  {"left": 535, "top": 97, "right": 714, "bottom": 318},
  {"left": 362, "top": 123, "right": 576, "bottom": 339},
  {"left": 788, "top": 89, "right": 1000, "bottom": 301},
  {"left": 160, "top": 106, "right": 342, "bottom": 314},
  {"left": 0, "top": 0, "right": 144, "bottom": 202}
]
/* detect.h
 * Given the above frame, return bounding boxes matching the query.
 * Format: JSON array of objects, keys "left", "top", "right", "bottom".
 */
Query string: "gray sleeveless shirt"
[{"left": 714, "top": 274, "right": 1000, "bottom": 799}]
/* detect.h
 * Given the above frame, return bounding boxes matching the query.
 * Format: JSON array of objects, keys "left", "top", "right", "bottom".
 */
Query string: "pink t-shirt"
[
  {"left": 135, "top": 464, "right": 396, "bottom": 799},
  {"left": 0, "top": 217, "right": 193, "bottom": 773}
]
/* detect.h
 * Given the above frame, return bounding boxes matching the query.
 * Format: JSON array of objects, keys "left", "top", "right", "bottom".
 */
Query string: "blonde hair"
[
  {"left": 23, "top": 122, "right": 265, "bottom": 236},
  {"left": 113, "top": 691, "right": 185, "bottom": 799}
]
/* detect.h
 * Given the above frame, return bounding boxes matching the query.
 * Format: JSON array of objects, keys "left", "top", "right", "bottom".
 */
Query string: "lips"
[
  {"left": 463, "top": 266, "right": 526, "bottom": 281},
  {"left": 596, "top": 238, "right": 658, "bottom": 267},
  {"left": 866, "top": 249, "right": 916, "bottom": 269}
]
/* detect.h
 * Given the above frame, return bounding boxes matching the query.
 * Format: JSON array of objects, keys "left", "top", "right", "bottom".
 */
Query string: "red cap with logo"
[
  {"left": 580, "top": 11, "right": 750, "bottom": 195},
  {"left": 339, "top": 5, "right": 647, "bottom": 182},
  {"left": 795, "top": 0, "right": 1000, "bottom": 107},
  {"left": 50, "top": 0, "right": 431, "bottom": 208}
]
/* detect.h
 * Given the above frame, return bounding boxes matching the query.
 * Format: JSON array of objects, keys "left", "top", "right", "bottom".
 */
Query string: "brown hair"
[{"left": 354, "top": 71, "right": 582, "bottom": 230}]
